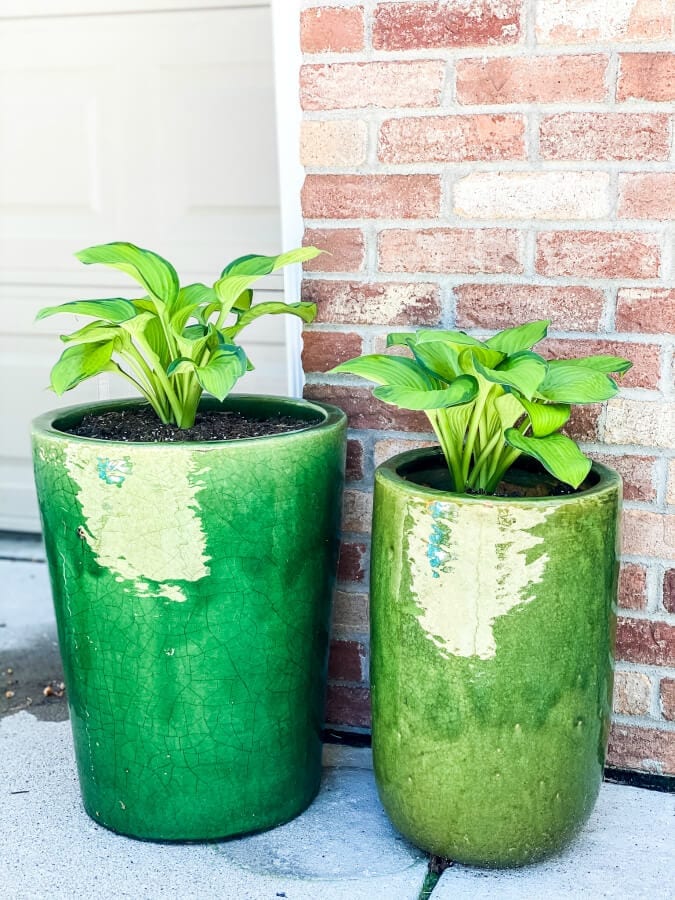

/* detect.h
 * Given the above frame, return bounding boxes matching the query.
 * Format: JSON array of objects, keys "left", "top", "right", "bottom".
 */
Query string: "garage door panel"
[{"left": 0, "top": 4, "right": 284, "bottom": 532}]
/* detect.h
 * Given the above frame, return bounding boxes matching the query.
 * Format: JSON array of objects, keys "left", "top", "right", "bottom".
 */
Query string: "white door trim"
[
  {"left": 0, "top": 1, "right": 266, "bottom": 18},
  {"left": 271, "top": 0, "right": 305, "bottom": 398}
]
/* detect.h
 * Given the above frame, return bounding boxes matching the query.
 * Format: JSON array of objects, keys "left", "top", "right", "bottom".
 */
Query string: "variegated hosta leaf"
[
  {"left": 215, "top": 247, "right": 321, "bottom": 318},
  {"left": 373, "top": 374, "right": 478, "bottom": 410},
  {"left": 546, "top": 356, "right": 632, "bottom": 376},
  {"left": 168, "top": 344, "right": 247, "bottom": 401},
  {"left": 517, "top": 396, "right": 571, "bottom": 437},
  {"left": 504, "top": 429, "right": 592, "bottom": 489},
  {"left": 473, "top": 350, "right": 547, "bottom": 401},
  {"left": 75, "top": 242, "right": 179, "bottom": 307},
  {"left": 234, "top": 300, "right": 316, "bottom": 330},
  {"left": 330, "top": 355, "right": 431, "bottom": 388},
  {"left": 50, "top": 341, "right": 115, "bottom": 394},
  {"left": 36, "top": 298, "right": 137, "bottom": 324},
  {"left": 485, "top": 319, "right": 550, "bottom": 354},
  {"left": 537, "top": 364, "right": 619, "bottom": 403}
]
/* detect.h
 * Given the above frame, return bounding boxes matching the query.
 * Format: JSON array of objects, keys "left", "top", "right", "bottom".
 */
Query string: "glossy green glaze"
[
  {"left": 371, "top": 448, "right": 620, "bottom": 868},
  {"left": 32, "top": 395, "right": 346, "bottom": 841}
]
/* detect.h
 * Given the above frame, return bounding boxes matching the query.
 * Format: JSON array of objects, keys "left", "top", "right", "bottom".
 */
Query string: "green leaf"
[
  {"left": 415, "top": 330, "right": 485, "bottom": 348},
  {"left": 49, "top": 341, "right": 115, "bottom": 394},
  {"left": 60, "top": 321, "right": 124, "bottom": 345},
  {"left": 220, "top": 247, "right": 321, "bottom": 278},
  {"left": 234, "top": 300, "right": 317, "bottom": 330},
  {"left": 36, "top": 298, "right": 137, "bottom": 324},
  {"left": 232, "top": 288, "right": 253, "bottom": 313},
  {"left": 459, "top": 346, "right": 506, "bottom": 375},
  {"left": 494, "top": 392, "right": 525, "bottom": 430},
  {"left": 386, "top": 332, "right": 416, "bottom": 348},
  {"left": 538, "top": 364, "right": 619, "bottom": 403},
  {"left": 410, "top": 342, "right": 462, "bottom": 382},
  {"left": 547, "top": 356, "right": 632, "bottom": 376},
  {"left": 504, "top": 430, "right": 592, "bottom": 489},
  {"left": 168, "top": 345, "right": 247, "bottom": 401},
  {"left": 473, "top": 350, "right": 547, "bottom": 400},
  {"left": 517, "top": 397, "right": 571, "bottom": 437},
  {"left": 75, "top": 242, "right": 179, "bottom": 307},
  {"left": 486, "top": 320, "right": 550, "bottom": 354},
  {"left": 330, "top": 354, "right": 430, "bottom": 389},
  {"left": 373, "top": 375, "right": 478, "bottom": 411},
  {"left": 195, "top": 347, "right": 248, "bottom": 401}
]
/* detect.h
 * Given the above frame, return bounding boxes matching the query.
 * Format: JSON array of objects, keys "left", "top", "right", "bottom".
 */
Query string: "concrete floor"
[{"left": 1, "top": 536, "right": 673, "bottom": 900}]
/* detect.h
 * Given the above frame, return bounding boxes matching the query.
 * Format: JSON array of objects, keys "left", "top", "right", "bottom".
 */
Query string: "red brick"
[
  {"left": 622, "top": 511, "right": 675, "bottom": 559},
  {"left": 619, "top": 174, "right": 675, "bottom": 220},
  {"left": 303, "top": 229, "right": 365, "bottom": 273},
  {"left": 372, "top": 1, "right": 521, "bottom": 50},
  {"left": 303, "top": 384, "right": 430, "bottom": 433},
  {"left": 535, "top": 231, "right": 660, "bottom": 279},
  {"left": 618, "top": 563, "right": 648, "bottom": 611},
  {"left": 325, "top": 685, "right": 371, "bottom": 728},
  {"left": 302, "top": 331, "right": 363, "bottom": 373},
  {"left": 616, "top": 288, "right": 675, "bottom": 335},
  {"left": 378, "top": 114, "right": 525, "bottom": 163},
  {"left": 608, "top": 724, "right": 675, "bottom": 774},
  {"left": 302, "top": 175, "right": 441, "bottom": 220},
  {"left": 540, "top": 338, "right": 661, "bottom": 390},
  {"left": 346, "top": 439, "right": 365, "bottom": 482},
  {"left": 664, "top": 569, "right": 675, "bottom": 614},
  {"left": 328, "top": 639, "right": 366, "bottom": 683},
  {"left": 618, "top": 53, "right": 675, "bottom": 102},
  {"left": 337, "top": 540, "right": 368, "bottom": 584},
  {"left": 378, "top": 229, "right": 522, "bottom": 275},
  {"left": 301, "top": 6, "right": 364, "bottom": 54},
  {"left": 563, "top": 405, "right": 600, "bottom": 443},
  {"left": 456, "top": 54, "right": 608, "bottom": 104},
  {"left": 303, "top": 280, "right": 441, "bottom": 326},
  {"left": 588, "top": 454, "right": 657, "bottom": 503},
  {"left": 540, "top": 113, "right": 670, "bottom": 162},
  {"left": 660, "top": 678, "right": 675, "bottom": 721},
  {"left": 617, "top": 617, "right": 675, "bottom": 667},
  {"left": 300, "top": 61, "right": 445, "bottom": 111},
  {"left": 456, "top": 284, "right": 604, "bottom": 332}
]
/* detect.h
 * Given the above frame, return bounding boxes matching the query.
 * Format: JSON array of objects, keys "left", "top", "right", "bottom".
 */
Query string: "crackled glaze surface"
[
  {"left": 370, "top": 449, "right": 621, "bottom": 868},
  {"left": 32, "top": 396, "right": 346, "bottom": 841}
]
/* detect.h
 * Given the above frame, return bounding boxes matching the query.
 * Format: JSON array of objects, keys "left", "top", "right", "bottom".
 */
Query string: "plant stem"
[{"left": 428, "top": 410, "right": 465, "bottom": 492}]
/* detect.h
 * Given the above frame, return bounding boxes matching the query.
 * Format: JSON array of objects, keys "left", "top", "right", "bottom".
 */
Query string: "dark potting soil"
[{"left": 64, "top": 407, "right": 315, "bottom": 442}]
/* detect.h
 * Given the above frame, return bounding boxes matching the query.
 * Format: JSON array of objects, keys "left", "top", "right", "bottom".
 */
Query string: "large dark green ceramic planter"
[
  {"left": 32, "top": 395, "right": 346, "bottom": 841},
  {"left": 371, "top": 448, "right": 621, "bottom": 868}
]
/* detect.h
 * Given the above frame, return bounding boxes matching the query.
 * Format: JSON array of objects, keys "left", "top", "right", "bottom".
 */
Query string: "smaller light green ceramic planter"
[
  {"left": 32, "top": 395, "right": 346, "bottom": 841},
  {"left": 371, "top": 448, "right": 621, "bottom": 868}
]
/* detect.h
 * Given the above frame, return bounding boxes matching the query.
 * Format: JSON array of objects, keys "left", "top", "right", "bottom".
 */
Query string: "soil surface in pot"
[
  {"left": 403, "top": 456, "right": 593, "bottom": 498},
  {"left": 64, "top": 408, "right": 315, "bottom": 442}
]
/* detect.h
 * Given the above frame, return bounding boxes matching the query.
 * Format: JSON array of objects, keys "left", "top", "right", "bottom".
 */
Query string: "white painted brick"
[
  {"left": 604, "top": 399, "right": 675, "bottom": 450},
  {"left": 453, "top": 172, "right": 611, "bottom": 220},
  {"left": 300, "top": 119, "right": 368, "bottom": 167}
]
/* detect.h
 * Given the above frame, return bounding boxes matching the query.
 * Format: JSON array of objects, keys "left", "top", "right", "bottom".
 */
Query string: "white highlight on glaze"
[
  {"left": 408, "top": 500, "right": 553, "bottom": 660},
  {"left": 65, "top": 445, "right": 210, "bottom": 600}
]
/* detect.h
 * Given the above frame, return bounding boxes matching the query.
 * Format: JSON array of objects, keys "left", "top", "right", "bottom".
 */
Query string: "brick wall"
[{"left": 298, "top": 0, "right": 675, "bottom": 775}]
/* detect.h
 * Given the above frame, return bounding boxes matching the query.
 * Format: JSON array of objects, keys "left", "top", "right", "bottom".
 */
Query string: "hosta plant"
[
  {"left": 331, "top": 320, "right": 631, "bottom": 494},
  {"left": 37, "top": 242, "right": 320, "bottom": 429}
]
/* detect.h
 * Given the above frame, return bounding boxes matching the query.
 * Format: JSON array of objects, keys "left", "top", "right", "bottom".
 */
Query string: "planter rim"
[
  {"left": 32, "top": 394, "right": 346, "bottom": 448},
  {"left": 375, "top": 446, "right": 621, "bottom": 507}
]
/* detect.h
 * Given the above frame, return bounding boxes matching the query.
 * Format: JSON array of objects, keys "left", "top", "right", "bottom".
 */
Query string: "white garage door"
[{"left": 0, "top": 0, "right": 287, "bottom": 532}]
